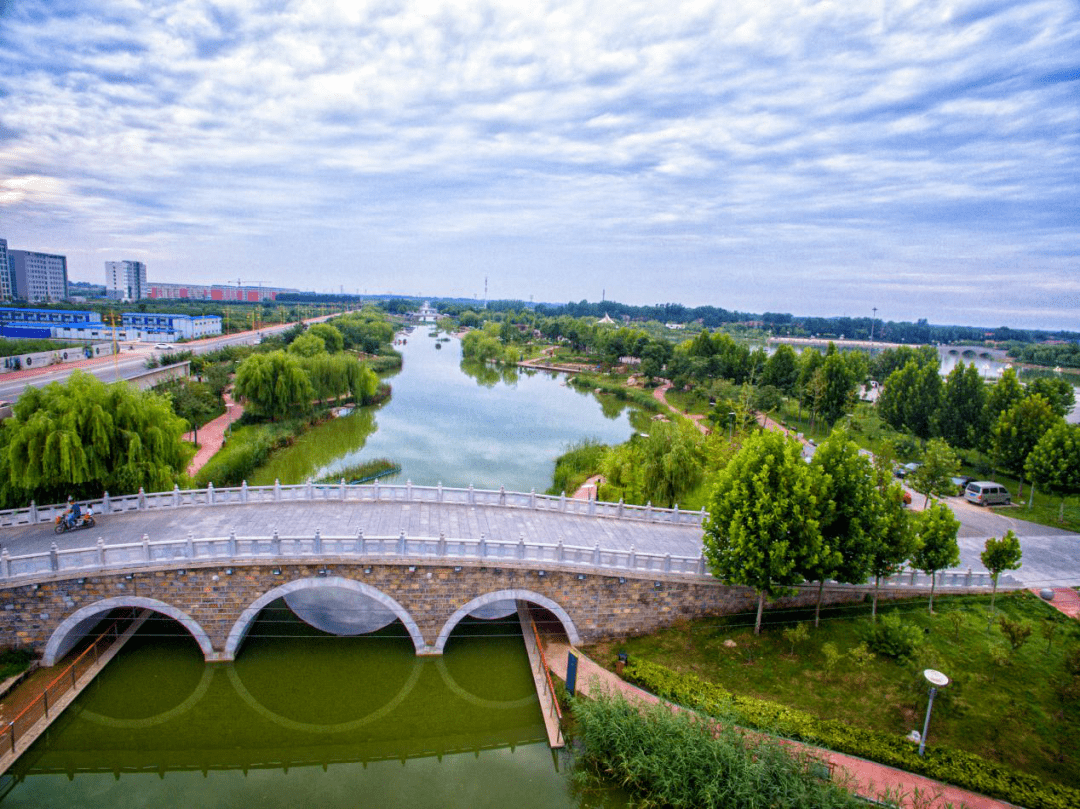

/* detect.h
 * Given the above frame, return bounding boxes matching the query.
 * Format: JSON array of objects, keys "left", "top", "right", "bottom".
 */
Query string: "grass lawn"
[{"left": 584, "top": 591, "right": 1080, "bottom": 789}]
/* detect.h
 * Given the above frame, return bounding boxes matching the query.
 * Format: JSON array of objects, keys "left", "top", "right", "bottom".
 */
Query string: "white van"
[{"left": 964, "top": 481, "right": 1011, "bottom": 506}]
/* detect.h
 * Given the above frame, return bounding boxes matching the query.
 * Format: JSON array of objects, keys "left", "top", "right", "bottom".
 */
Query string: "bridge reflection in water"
[{"left": 2, "top": 603, "right": 606, "bottom": 809}]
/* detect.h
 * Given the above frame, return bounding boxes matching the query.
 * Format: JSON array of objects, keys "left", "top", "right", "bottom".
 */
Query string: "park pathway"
[
  {"left": 184, "top": 389, "right": 244, "bottom": 477},
  {"left": 539, "top": 636, "right": 1015, "bottom": 809}
]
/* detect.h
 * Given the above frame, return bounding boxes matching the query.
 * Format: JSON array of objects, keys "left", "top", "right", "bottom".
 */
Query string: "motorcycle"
[{"left": 54, "top": 509, "right": 96, "bottom": 534}]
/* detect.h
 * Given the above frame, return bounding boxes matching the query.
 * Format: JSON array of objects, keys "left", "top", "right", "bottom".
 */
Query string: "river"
[{"left": 250, "top": 329, "right": 643, "bottom": 490}]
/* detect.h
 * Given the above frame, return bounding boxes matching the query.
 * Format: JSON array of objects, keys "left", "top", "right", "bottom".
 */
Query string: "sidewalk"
[
  {"left": 540, "top": 636, "right": 1015, "bottom": 809},
  {"left": 184, "top": 389, "right": 244, "bottom": 476},
  {"left": 1033, "top": 587, "right": 1080, "bottom": 619}
]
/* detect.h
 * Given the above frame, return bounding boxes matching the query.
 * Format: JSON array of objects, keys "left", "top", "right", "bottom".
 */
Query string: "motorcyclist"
[{"left": 64, "top": 496, "right": 82, "bottom": 529}]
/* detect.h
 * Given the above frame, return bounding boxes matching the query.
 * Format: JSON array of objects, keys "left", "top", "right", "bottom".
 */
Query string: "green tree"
[
  {"left": 1025, "top": 376, "right": 1075, "bottom": 418},
  {"left": 909, "top": 437, "right": 961, "bottom": 507},
  {"left": 308, "top": 322, "right": 345, "bottom": 353},
  {"left": 234, "top": 351, "right": 314, "bottom": 421},
  {"left": 817, "top": 351, "right": 857, "bottom": 427},
  {"left": 806, "top": 429, "right": 876, "bottom": 626},
  {"left": 936, "top": 362, "right": 988, "bottom": 449},
  {"left": 877, "top": 360, "right": 942, "bottom": 439},
  {"left": 703, "top": 430, "right": 824, "bottom": 634},
  {"left": 1025, "top": 422, "right": 1080, "bottom": 522},
  {"left": 638, "top": 420, "right": 706, "bottom": 509},
  {"left": 985, "top": 367, "right": 1024, "bottom": 433},
  {"left": 991, "top": 394, "right": 1060, "bottom": 495},
  {"left": 866, "top": 482, "right": 916, "bottom": 621},
  {"left": 980, "top": 530, "right": 1022, "bottom": 625},
  {"left": 911, "top": 502, "right": 961, "bottom": 614},
  {"left": 761, "top": 343, "right": 799, "bottom": 394},
  {"left": 287, "top": 332, "right": 327, "bottom": 357},
  {"left": 0, "top": 371, "right": 191, "bottom": 507}
]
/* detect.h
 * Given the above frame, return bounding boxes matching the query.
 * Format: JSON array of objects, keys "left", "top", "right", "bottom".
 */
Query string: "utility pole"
[{"left": 869, "top": 307, "right": 878, "bottom": 343}]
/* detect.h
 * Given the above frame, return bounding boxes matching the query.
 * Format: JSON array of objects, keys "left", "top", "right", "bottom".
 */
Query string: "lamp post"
[
  {"left": 918, "top": 669, "right": 949, "bottom": 756},
  {"left": 727, "top": 411, "right": 736, "bottom": 441}
]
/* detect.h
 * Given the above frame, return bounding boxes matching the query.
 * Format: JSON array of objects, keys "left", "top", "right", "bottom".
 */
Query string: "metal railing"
[
  {"left": 0, "top": 615, "right": 133, "bottom": 759},
  {"left": 0, "top": 524, "right": 999, "bottom": 592},
  {"left": 0, "top": 481, "right": 707, "bottom": 529},
  {"left": 518, "top": 603, "right": 564, "bottom": 748}
]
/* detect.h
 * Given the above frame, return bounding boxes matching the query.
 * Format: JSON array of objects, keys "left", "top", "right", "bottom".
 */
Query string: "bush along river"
[
  {"left": 1, "top": 609, "right": 629, "bottom": 808},
  {"left": 249, "top": 329, "right": 645, "bottom": 490}
]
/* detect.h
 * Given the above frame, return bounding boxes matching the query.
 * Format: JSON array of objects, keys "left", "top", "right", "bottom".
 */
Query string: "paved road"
[
  {"left": 1, "top": 495, "right": 1077, "bottom": 587},
  {"left": 0, "top": 501, "right": 707, "bottom": 562}
]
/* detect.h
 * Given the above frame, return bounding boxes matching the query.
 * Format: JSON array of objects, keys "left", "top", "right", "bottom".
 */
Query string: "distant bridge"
[{"left": 0, "top": 483, "right": 998, "bottom": 665}]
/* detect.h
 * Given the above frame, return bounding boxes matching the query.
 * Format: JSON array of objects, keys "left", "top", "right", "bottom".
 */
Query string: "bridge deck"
[{"left": 0, "top": 501, "right": 708, "bottom": 561}]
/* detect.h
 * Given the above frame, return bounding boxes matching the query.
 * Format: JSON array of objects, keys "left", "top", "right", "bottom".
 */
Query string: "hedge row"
[{"left": 623, "top": 658, "right": 1080, "bottom": 809}]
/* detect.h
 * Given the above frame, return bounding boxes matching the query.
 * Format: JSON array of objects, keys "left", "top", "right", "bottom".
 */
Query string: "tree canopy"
[
  {"left": 0, "top": 371, "right": 191, "bottom": 507},
  {"left": 911, "top": 502, "right": 961, "bottom": 613},
  {"left": 703, "top": 430, "right": 824, "bottom": 634},
  {"left": 1025, "top": 422, "right": 1080, "bottom": 522},
  {"left": 234, "top": 351, "right": 315, "bottom": 421}
]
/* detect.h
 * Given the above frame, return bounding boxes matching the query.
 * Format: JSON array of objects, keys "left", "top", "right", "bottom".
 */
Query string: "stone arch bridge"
[{"left": 0, "top": 482, "right": 990, "bottom": 664}]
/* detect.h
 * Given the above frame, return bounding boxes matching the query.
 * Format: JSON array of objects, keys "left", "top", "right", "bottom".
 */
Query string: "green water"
[
  {"left": 2, "top": 608, "right": 627, "bottom": 808},
  {"left": 250, "top": 330, "right": 641, "bottom": 489}
]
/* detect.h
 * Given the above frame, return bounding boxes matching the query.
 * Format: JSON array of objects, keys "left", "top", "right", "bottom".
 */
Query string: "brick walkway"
[
  {"left": 540, "top": 637, "right": 1015, "bottom": 809},
  {"left": 1032, "top": 587, "right": 1080, "bottom": 619},
  {"left": 184, "top": 389, "right": 244, "bottom": 476}
]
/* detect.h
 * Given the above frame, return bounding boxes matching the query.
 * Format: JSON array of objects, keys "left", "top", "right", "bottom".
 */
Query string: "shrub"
[
  {"left": 572, "top": 691, "right": 865, "bottom": 809},
  {"left": 860, "top": 613, "right": 923, "bottom": 661}
]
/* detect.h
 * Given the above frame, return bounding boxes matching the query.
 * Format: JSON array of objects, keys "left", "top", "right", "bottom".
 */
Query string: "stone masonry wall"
[{"left": 0, "top": 560, "right": 969, "bottom": 661}]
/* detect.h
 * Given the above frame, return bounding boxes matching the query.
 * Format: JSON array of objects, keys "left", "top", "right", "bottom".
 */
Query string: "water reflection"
[{"left": 2, "top": 611, "right": 628, "bottom": 808}]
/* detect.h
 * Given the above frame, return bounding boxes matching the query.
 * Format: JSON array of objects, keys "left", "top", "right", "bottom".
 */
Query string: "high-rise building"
[
  {"left": 9, "top": 249, "right": 68, "bottom": 302},
  {"left": 0, "top": 239, "right": 11, "bottom": 300},
  {"left": 105, "top": 260, "right": 147, "bottom": 300}
]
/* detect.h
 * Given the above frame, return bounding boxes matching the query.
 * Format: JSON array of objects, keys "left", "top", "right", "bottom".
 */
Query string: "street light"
[
  {"left": 727, "top": 411, "right": 736, "bottom": 441},
  {"left": 918, "top": 669, "right": 949, "bottom": 756}
]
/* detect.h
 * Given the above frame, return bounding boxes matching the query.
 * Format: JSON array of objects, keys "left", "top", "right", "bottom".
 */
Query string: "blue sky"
[{"left": 1, "top": 1, "right": 1077, "bottom": 329}]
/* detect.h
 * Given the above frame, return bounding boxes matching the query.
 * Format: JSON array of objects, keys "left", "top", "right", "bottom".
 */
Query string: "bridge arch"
[
  {"left": 434, "top": 589, "right": 581, "bottom": 654},
  {"left": 42, "top": 597, "right": 215, "bottom": 666},
  {"left": 223, "top": 576, "right": 427, "bottom": 659}
]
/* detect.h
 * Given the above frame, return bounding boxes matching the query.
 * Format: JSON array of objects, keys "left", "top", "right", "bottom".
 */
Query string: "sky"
[{"left": 1, "top": 1, "right": 1077, "bottom": 330}]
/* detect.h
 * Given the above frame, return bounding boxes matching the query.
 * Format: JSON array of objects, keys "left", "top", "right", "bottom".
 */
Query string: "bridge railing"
[
  {"left": 0, "top": 482, "right": 707, "bottom": 529},
  {"left": 0, "top": 529, "right": 999, "bottom": 591}
]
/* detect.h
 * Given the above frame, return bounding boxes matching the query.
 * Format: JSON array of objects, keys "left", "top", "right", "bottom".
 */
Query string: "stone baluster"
[
  {"left": 592, "top": 543, "right": 601, "bottom": 566},
  {"left": 314, "top": 529, "right": 322, "bottom": 555},
  {"left": 207, "top": 483, "right": 215, "bottom": 506},
  {"left": 478, "top": 532, "right": 486, "bottom": 558},
  {"left": 102, "top": 491, "right": 111, "bottom": 513},
  {"left": 628, "top": 545, "right": 637, "bottom": 570},
  {"left": 50, "top": 542, "right": 60, "bottom": 572},
  {"left": 645, "top": 502, "right": 653, "bottom": 521},
  {"left": 517, "top": 535, "right": 526, "bottom": 560},
  {"left": 0, "top": 549, "right": 10, "bottom": 578},
  {"left": 143, "top": 534, "right": 152, "bottom": 562},
  {"left": 228, "top": 531, "right": 237, "bottom": 557},
  {"left": 241, "top": 481, "right": 249, "bottom": 504},
  {"left": 273, "top": 529, "right": 281, "bottom": 557},
  {"left": 530, "top": 488, "right": 536, "bottom": 509},
  {"left": 173, "top": 485, "right": 181, "bottom": 508},
  {"left": 340, "top": 479, "right": 346, "bottom": 501},
  {"left": 97, "top": 538, "right": 106, "bottom": 568},
  {"left": 664, "top": 553, "right": 672, "bottom": 573},
  {"left": 186, "top": 532, "right": 195, "bottom": 559},
  {"left": 138, "top": 487, "right": 147, "bottom": 510},
  {"left": 556, "top": 541, "right": 564, "bottom": 562},
  {"left": 437, "top": 532, "right": 446, "bottom": 557},
  {"left": 617, "top": 498, "right": 624, "bottom": 518},
  {"left": 398, "top": 529, "right": 406, "bottom": 557},
  {"left": 274, "top": 479, "right": 281, "bottom": 501}
]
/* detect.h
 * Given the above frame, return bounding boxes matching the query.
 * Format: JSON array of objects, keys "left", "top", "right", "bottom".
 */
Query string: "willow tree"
[
  {"left": 0, "top": 371, "right": 190, "bottom": 507},
  {"left": 302, "top": 354, "right": 378, "bottom": 404},
  {"left": 704, "top": 430, "right": 824, "bottom": 634},
  {"left": 234, "top": 351, "right": 314, "bottom": 421}
]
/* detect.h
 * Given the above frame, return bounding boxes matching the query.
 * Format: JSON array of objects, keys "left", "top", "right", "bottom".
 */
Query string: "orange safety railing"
[
  {"left": 522, "top": 607, "right": 563, "bottom": 747},
  {"left": 0, "top": 617, "right": 130, "bottom": 759}
]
